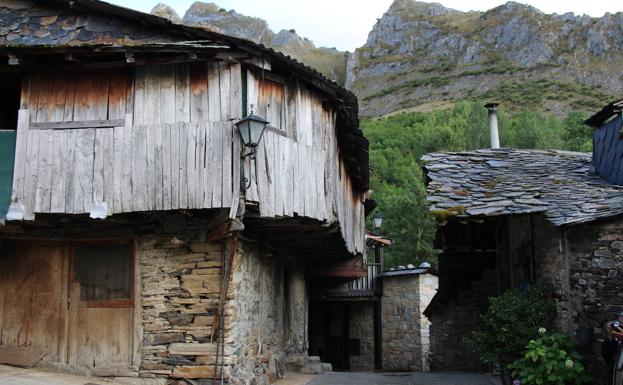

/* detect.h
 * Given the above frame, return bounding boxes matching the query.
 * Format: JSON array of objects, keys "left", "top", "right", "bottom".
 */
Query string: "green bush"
[
  {"left": 465, "top": 283, "right": 556, "bottom": 371},
  {"left": 508, "top": 332, "right": 590, "bottom": 385}
]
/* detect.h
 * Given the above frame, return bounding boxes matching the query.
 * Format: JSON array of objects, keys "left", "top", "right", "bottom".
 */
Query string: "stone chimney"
[{"left": 485, "top": 102, "right": 500, "bottom": 149}]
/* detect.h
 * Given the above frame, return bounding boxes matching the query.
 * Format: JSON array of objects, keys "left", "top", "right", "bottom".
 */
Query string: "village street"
[
  {"left": 307, "top": 372, "right": 500, "bottom": 385},
  {"left": 0, "top": 365, "right": 500, "bottom": 385}
]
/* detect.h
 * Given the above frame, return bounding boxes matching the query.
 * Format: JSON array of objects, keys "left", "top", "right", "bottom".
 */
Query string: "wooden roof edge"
[{"left": 585, "top": 98, "right": 623, "bottom": 127}]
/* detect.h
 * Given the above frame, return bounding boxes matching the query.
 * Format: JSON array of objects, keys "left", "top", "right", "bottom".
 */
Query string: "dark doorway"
[{"left": 0, "top": 74, "right": 20, "bottom": 219}]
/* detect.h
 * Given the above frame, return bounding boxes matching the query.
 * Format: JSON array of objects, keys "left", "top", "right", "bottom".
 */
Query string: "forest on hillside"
[{"left": 363, "top": 101, "right": 592, "bottom": 268}]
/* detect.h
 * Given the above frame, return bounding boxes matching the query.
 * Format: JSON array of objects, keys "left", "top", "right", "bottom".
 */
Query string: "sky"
[{"left": 107, "top": 0, "right": 623, "bottom": 51}]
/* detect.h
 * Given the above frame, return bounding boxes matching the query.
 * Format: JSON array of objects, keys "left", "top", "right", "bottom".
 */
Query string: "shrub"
[
  {"left": 508, "top": 332, "right": 590, "bottom": 385},
  {"left": 465, "top": 283, "right": 556, "bottom": 372}
]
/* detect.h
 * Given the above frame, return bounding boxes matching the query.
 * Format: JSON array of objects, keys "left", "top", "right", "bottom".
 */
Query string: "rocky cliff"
[
  {"left": 152, "top": 1, "right": 623, "bottom": 118},
  {"left": 151, "top": 2, "right": 347, "bottom": 84},
  {"left": 347, "top": 0, "right": 623, "bottom": 116}
]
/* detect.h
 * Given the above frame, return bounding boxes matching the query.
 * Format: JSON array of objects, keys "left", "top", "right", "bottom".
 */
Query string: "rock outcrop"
[
  {"left": 150, "top": 3, "right": 181, "bottom": 23},
  {"left": 163, "top": 2, "right": 348, "bottom": 84},
  {"left": 347, "top": 0, "right": 623, "bottom": 116}
]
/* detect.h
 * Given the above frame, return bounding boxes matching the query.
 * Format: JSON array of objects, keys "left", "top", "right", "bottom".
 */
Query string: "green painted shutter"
[{"left": 0, "top": 130, "right": 16, "bottom": 220}]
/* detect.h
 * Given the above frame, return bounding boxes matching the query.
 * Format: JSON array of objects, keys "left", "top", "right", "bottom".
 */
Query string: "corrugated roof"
[{"left": 422, "top": 148, "right": 623, "bottom": 226}]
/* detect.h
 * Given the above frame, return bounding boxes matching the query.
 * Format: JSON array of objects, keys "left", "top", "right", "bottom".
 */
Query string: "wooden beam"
[{"left": 30, "top": 119, "right": 124, "bottom": 130}]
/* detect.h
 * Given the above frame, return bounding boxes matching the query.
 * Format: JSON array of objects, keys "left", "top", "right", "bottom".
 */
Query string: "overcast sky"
[{"left": 108, "top": 0, "right": 623, "bottom": 51}]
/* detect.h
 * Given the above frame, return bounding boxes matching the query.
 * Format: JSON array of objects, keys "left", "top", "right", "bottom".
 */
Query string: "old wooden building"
[
  {"left": 422, "top": 99, "right": 623, "bottom": 384},
  {"left": 0, "top": 1, "right": 369, "bottom": 384}
]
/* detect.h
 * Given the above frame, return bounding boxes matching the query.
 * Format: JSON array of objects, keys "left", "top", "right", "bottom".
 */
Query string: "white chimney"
[{"left": 485, "top": 102, "right": 500, "bottom": 149}]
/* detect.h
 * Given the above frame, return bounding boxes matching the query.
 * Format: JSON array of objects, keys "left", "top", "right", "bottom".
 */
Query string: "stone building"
[
  {"left": 0, "top": 1, "right": 369, "bottom": 384},
  {"left": 422, "top": 99, "right": 623, "bottom": 384},
  {"left": 308, "top": 232, "right": 438, "bottom": 373},
  {"left": 381, "top": 267, "right": 438, "bottom": 372}
]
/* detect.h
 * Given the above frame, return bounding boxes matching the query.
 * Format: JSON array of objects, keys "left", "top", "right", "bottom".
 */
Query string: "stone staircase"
[{"left": 284, "top": 354, "right": 332, "bottom": 375}]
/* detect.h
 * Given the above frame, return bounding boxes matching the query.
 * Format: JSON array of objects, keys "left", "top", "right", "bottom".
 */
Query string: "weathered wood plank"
[
  {"left": 121, "top": 115, "right": 133, "bottom": 212},
  {"left": 170, "top": 122, "right": 180, "bottom": 210},
  {"left": 131, "top": 123, "right": 148, "bottom": 212},
  {"left": 154, "top": 122, "right": 164, "bottom": 211},
  {"left": 189, "top": 63, "right": 208, "bottom": 122},
  {"left": 72, "top": 129, "right": 96, "bottom": 214},
  {"left": 208, "top": 62, "right": 221, "bottom": 122},
  {"left": 229, "top": 63, "right": 242, "bottom": 120},
  {"left": 211, "top": 122, "right": 223, "bottom": 208},
  {"left": 221, "top": 122, "right": 232, "bottom": 210},
  {"left": 196, "top": 122, "right": 206, "bottom": 208},
  {"left": 218, "top": 63, "right": 231, "bottom": 121},
  {"left": 179, "top": 122, "right": 189, "bottom": 208},
  {"left": 133, "top": 67, "right": 146, "bottom": 125},
  {"left": 203, "top": 121, "right": 213, "bottom": 208},
  {"left": 175, "top": 63, "right": 191, "bottom": 123},
  {"left": 30, "top": 119, "right": 125, "bottom": 130},
  {"left": 93, "top": 128, "right": 106, "bottom": 207},
  {"left": 162, "top": 123, "right": 172, "bottom": 210},
  {"left": 12, "top": 110, "right": 30, "bottom": 210}
]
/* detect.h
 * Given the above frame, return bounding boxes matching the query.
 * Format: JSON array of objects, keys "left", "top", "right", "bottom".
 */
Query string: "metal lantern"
[
  {"left": 372, "top": 213, "right": 384, "bottom": 231},
  {"left": 235, "top": 106, "right": 269, "bottom": 148}
]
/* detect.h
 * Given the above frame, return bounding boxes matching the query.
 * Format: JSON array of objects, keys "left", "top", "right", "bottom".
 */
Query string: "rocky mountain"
[
  {"left": 150, "top": 2, "right": 347, "bottom": 84},
  {"left": 347, "top": 0, "right": 623, "bottom": 117}
]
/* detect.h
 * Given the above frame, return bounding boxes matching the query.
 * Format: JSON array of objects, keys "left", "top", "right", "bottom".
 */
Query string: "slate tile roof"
[{"left": 422, "top": 148, "right": 623, "bottom": 226}]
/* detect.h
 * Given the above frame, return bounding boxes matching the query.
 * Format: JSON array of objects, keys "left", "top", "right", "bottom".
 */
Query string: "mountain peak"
[
  {"left": 150, "top": 3, "right": 181, "bottom": 23},
  {"left": 388, "top": 0, "right": 458, "bottom": 17}
]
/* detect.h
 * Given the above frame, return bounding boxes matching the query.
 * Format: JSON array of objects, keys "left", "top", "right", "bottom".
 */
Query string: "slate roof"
[{"left": 422, "top": 148, "right": 623, "bottom": 226}]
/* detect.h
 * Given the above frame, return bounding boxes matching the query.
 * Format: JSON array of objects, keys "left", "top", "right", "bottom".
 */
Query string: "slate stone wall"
[
  {"left": 138, "top": 234, "right": 308, "bottom": 385},
  {"left": 428, "top": 270, "right": 494, "bottom": 372},
  {"left": 226, "top": 241, "right": 308, "bottom": 385},
  {"left": 531, "top": 216, "right": 623, "bottom": 384},
  {"left": 381, "top": 273, "right": 437, "bottom": 371}
]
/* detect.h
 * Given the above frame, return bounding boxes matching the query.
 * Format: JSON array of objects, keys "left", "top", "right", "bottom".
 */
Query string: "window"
[{"left": 73, "top": 243, "right": 133, "bottom": 307}]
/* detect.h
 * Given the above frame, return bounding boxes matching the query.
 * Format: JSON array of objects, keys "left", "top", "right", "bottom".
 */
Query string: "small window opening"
[
  {"left": 74, "top": 243, "right": 133, "bottom": 307},
  {"left": 0, "top": 75, "right": 21, "bottom": 131}
]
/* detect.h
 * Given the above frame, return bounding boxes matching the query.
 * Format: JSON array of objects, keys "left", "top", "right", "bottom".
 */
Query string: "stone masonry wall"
[
  {"left": 138, "top": 230, "right": 308, "bottom": 385},
  {"left": 381, "top": 274, "right": 423, "bottom": 371},
  {"left": 225, "top": 241, "right": 308, "bottom": 385},
  {"left": 428, "top": 269, "right": 495, "bottom": 371},
  {"left": 418, "top": 274, "right": 438, "bottom": 372},
  {"left": 139, "top": 233, "right": 227, "bottom": 382},
  {"left": 526, "top": 216, "right": 623, "bottom": 384},
  {"left": 349, "top": 302, "right": 375, "bottom": 372}
]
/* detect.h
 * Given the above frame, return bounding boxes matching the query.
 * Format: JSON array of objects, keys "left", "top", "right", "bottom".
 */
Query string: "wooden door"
[
  {"left": 0, "top": 240, "right": 66, "bottom": 362},
  {"left": 66, "top": 242, "right": 134, "bottom": 369}
]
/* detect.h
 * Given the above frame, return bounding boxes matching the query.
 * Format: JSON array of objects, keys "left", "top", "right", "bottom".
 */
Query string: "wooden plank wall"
[
  {"left": 248, "top": 70, "right": 365, "bottom": 253},
  {"left": 12, "top": 62, "right": 364, "bottom": 253},
  {"left": 12, "top": 63, "right": 241, "bottom": 219}
]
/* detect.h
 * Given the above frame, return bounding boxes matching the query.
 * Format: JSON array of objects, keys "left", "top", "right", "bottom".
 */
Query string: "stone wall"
[
  {"left": 138, "top": 229, "right": 308, "bottom": 385},
  {"left": 381, "top": 273, "right": 437, "bottom": 371},
  {"left": 139, "top": 233, "right": 227, "bottom": 381},
  {"left": 559, "top": 218, "right": 622, "bottom": 384},
  {"left": 417, "top": 274, "right": 437, "bottom": 371},
  {"left": 428, "top": 269, "right": 495, "bottom": 371},
  {"left": 349, "top": 302, "right": 375, "bottom": 372},
  {"left": 225, "top": 241, "right": 308, "bottom": 385}
]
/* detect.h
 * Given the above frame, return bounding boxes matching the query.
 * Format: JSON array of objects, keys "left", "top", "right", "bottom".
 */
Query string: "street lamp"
[
  {"left": 235, "top": 105, "right": 269, "bottom": 155},
  {"left": 235, "top": 105, "right": 270, "bottom": 191},
  {"left": 372, "top": 212, "right": 383, "bottom": 232}
]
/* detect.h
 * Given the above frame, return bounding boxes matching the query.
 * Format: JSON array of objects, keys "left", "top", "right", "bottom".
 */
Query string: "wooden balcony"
[{"left": 314, "top": 262, "right": 383, "bottom": 300}]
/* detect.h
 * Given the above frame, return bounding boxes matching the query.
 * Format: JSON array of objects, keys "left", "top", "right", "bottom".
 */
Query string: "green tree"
[{"left": 362, "top": 101, "right": 595, "bottom": 268}]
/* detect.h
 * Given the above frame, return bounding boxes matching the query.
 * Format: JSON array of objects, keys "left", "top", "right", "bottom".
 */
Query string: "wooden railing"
[{"left": 347, "top": 263, "right": 382, "bottom": 295}]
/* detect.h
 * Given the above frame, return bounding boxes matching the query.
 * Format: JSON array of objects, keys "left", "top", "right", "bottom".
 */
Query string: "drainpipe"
[{"left": 485, "top": 102, "right": 500, "bottom": 149}]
